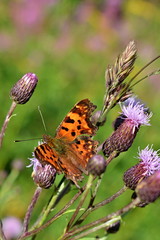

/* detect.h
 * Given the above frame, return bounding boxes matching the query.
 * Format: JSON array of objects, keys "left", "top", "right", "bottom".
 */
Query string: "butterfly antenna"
[
  {"left": 15, "top": 137, "right": 42, "bottom": 142},
  {"left": 38, "top": 106, "right": 47, "bottom": 132}
]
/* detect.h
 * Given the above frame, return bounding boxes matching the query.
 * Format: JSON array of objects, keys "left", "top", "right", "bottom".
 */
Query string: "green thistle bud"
[
  {"left": 136, "top": 171, "right": 160, "bottom": 204},
  {"left": 10, "top": 73, "right": 38, "bottom": 104},
  {"left": 87, "top": 154, "right": 106, "bottom": 176}
]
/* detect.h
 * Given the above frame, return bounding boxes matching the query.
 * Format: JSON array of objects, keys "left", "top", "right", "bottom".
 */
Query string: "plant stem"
[
  {"left": 18, "top": 187, "right": 83, "bottom": 239},
  {"left": 128, "top": 55, "right": 160, "bottom": 85},
  {"left": 21, "top": 187, "right": 42, "bottom": 234},
  {"left": 74, "top": 185, "right": 127, "bottom": 226},
  {"left": 0, "top": 220, "right": 7, "bottom": 240},
  {"left": 0, "top": 101, "right": 17, "bottom": 148},
  {"left": 0, "top": 168, "right": 19, "bottom": 206},
  {"left": 70, "top": 216, "right": 121, "bottom": 240},
  {"left": 34, "top": 182, "right": 70, "bottom": 230},
  {"left": 66, "top": 175, "right": 94, "bottom": 231},
  {"left": 106, "top": 151, "right": 118, "bottom": 165},
  {"left": 63, "top": 197, "right": 140, "bottom": 239},
  {"left": 88, "top": 176, "right": 102, "bottom": 207}
]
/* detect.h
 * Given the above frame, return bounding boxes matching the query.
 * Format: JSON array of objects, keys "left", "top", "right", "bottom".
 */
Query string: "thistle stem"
[
  {"left": 18, "top": 187, "right": 83, "bottom": 239},
  {"left": 66, "top": 175, "right": 94, "bottom": 231},
  {"left": 74, "top": 185, "right": 127, "bottom": 226},
  {"left": 0, "top": 220, "right": 7, "bottom": 240},
  {"left": 106, "top": 151, "right": 118, "bottom": 165},
  {"left": 34, "top": 182, "right": 70, "bottom": 230},
  {"left": 63, "top": 197, "right": 140, "bottom": 239},
  {"left": 69, "top": 216, "right": 121, "bottom": 240},
  {"left": 0, "top": 101, "right": 17, "bottom": 148},
  {"left": 21, "top": 187, "right": 42, "bottom": 234}
]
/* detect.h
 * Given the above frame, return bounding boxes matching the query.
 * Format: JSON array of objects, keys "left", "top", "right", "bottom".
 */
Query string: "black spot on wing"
[
  {"left": 65, "top": 116, "right": 75, "bottom": 123},
  {"left": 71, "top": 131, "right": 76, "bottom": 137},
  {"left": 61, "top": 126, "right": 69, "bottom": 131}
]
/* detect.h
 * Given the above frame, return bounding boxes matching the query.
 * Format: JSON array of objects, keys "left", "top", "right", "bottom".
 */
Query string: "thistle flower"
[
  {"left": 10, "top": 72, "right": 38, "bottom": 104},
  {"left": 87, "top": 154, "right": 106, "bottom": 176},
  {"left": 123, "top": 146, "right": 160, "bottom": 190},
  {"left": 136, "top": 170, "right": 160, "bottom": 204},
  {"left": 29, "top": 155, "right": 56, "bottom": 189},
  {"left": 102, "top": 98, "right": 152, "bottom": 158},
  {"left": 2, "top": 217, "right": 22, "bottom": 240}
]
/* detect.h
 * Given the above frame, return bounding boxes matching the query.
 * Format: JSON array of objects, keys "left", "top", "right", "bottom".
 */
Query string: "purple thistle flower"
[
  {"left": 28, "top": 153, "right": 56, "bottom": 189},
  {"left": 137, "top": 146, "right": 160, "bottom": 176},
  {"left": 123, "top": 146, "right": 160, "bottom": 190},
  {"left": 2, "top": 217, "right": 22, "bottom": 239},
  {"left": 103, "top": 97, "right": 152, "bottom": 158},
  {"left": 121, "top": 99, "right": 152, "bottom": 133}
]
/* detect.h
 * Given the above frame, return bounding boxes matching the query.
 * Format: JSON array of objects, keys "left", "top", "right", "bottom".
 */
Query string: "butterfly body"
[{"left": 34, "top": 99, "right": 98, "bottom": 186}]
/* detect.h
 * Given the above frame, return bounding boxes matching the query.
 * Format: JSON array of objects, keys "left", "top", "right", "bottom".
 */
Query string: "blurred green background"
[{"left": 1, "top": 0, "right": 160, "bottom": 239}]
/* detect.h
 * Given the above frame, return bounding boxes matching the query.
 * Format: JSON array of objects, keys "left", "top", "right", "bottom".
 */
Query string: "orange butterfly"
[{"left": 34, "top": 99, "right": 98, "bottom": 187}]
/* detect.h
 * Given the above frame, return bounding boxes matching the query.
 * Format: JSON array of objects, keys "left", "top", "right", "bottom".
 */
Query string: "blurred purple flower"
[
  {"left": 2, "top": 217, "right": 22, "bottom": 239},
  {"left": 104, "top": 0, "right": 123, "bottom": 25},
  {"left": 10, "top": 0, "right": 57, "bottom": 36},
  {"left": 12, "top": 159, "right": 25, "bottom": 170}
]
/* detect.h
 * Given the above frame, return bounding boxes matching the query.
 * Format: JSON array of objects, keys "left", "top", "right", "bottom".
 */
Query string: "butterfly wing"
[
  {"left": 55, "top": 136, "right": 98, "bottom": 186},
  {"left": 34, "top": 99, "right": 98, "bottom": 187},
  {"left": 34, "top": 143, "right": 62, "bottom": 172},
  {"left": 55, "top": 99, "right": 97, "bottom": 141},
  {"left": 71, "top": 136, "right": 98, "bottom": 170}
]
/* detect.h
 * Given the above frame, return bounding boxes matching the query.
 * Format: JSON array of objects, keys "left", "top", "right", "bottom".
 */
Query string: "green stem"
[
  {"left": 0, "top": 101, "right": 17, "bottom": 148},
  {"left": 74, "top": 185, "right": 127, "bottom": 226},
  {"left": 18, "top": 188, "right": 83, "bottom": 239},
  {"left": 66, "top": 175, "right": 94, "bottom": 231},
  {"left": 63, "top": 197, "right": 140, "bottom": 239},
  {"left": 70, "top": 216, "right": 121, "bottom": 240},
  {"left": 34, "top": 182, "right": 68, "bottom": 229},
  {"left": 0, "top": 168, "right": 19, "bottom": 205}
]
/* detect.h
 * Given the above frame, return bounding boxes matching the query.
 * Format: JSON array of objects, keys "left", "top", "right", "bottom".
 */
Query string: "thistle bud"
[
  {"left": 87, "top": 154, "right": 106, "bottom": 176},
  {"left": 123, "top": 146, "right": 160, "bottom": 190},
  {"left": 106, "top": 220, "right": 121, "bottom": 234},
  {"left": 136, "top": 170, "right": 160, "bottom": 204},
  {"left": 123, "top": 163, "right": 146, "bottom": 190},
  {"left": 29, "top": 157, "right": 56, "bottom": 189},
  {"left": 103, "top": 98, "right": 152, "bottom": 157},
  {"left": 10, "top": 73, "right": 38, "bottom": 104}
]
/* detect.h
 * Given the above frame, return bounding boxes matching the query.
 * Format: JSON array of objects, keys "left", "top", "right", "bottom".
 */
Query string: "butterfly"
[{"left": 34, "top": 99, "right": 98, "bottom": 187}]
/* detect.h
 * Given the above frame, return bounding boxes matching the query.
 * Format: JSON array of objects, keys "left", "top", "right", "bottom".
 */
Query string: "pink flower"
[
  {"left": 2, "top": 217, "right": 22, "bottom": 239},
  {"left": 103, "top": 97, "right": 152, "bottom": 157}
]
